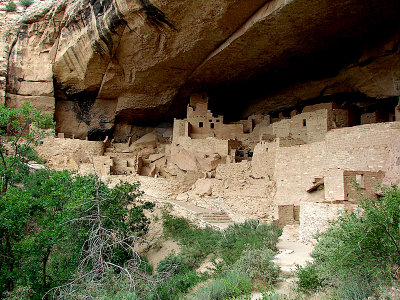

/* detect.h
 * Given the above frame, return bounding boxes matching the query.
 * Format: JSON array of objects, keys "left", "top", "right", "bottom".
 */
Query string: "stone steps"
[{"left": 198, "top": 211, "right": 233, "bottom": 224}]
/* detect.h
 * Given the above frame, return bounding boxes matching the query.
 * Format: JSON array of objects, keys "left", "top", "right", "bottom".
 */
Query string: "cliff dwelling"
[{"left": 1, "top": 0, "right": 400, "bottom": 243}]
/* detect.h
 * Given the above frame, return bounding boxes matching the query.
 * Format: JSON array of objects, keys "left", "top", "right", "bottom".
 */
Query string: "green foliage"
[
  {"left": 155, "top": 267, "right": 199, "bottom": 300},
  {"left": 157, "top": 254, "right": 186, "bottom": 275},
  {"left": 0, "top": 103, "right": 54, "bottom": 194},
  {"left": 192, "top": 272, "right": 252, "bottom": 300},
  {"left": 19, "top": 0, "right": 33, "bottom": 8},
  {"left": 162, "top": 213, "right": 221, "bottom": 268},
  {"left": 3, "top": 1, "right": 17, "bottom": 11},
  {"left": 232, "top": 248, "right": 280, "bottom": 284},
  {"left": 161, "top": 214, "right": 282, "bottom": 299},
  {"left": 295, "top": 263, "right": 325, "bottom": 293},
  {"left": 219, "top": 220, "right": 282, "bottom": 265},
  {"left": 163, "top": 214, "right": 282, "bottom": 269},
  {"left": 297, "top": 185, "right": 400, "bottom": 298},
  {"left": 0, "top": 169, "right": 149, "bottom": 298}
]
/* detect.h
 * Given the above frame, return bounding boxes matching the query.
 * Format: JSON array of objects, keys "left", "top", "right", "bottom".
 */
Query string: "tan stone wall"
[
  {"left": 299, "top": 201, "right": 357, "bottom": 242},
  {"left": 274, "top": 141, "right": 326, "bottom": 205},
  {"left": 278, "top": 205, "right": 300, "bottom": 225},
  {"left": 272, "top": 118, "right": 291, "bottom": 138},
  {"left": 343, "top": 170, "right": 385, "bottom": 201},
  {"left": 271, "top": 109, "right": 329, "bottom": 143},
  {"left": 384, "top": 138, "right": 400, "bottom": 186},
  {"left": 36, "top": 137, "right": 105, "bottom": 170},
  {"left": 251, "top": 140, "right": 278, "bottom": 179},
  {"left": 290, "top": 109, "right": 329, "bottom": 143},
  {"left": 172, "top": 119, "right": 189, "bottom": 143},
  {"left": 216, "top": 161, "right": 251, "bottom": 180},
  {"left": 324, "top": 169, "right": 345, "bottom": 201},
  {"left": 274, "top": 122, "right": 400, "bottom": 206}
]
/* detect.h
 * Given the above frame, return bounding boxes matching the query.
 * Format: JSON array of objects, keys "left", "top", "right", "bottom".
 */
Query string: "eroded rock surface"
[{"left": 3, "top": 0, "right": 399, "bottom": 139}]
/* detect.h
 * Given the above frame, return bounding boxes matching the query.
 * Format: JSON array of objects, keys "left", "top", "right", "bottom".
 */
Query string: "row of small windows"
[{"left": 199, "top": 121, "right": 218, "bottom": 128}]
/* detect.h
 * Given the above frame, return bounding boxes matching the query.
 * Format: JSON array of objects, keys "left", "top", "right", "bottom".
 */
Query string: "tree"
[
  {"left": 0, "top": 102, "right": 54, "bottom": 195},
  {"left": 0, "top": 103, "right": 54, "bottom": 296},
  {"left": 0, "top": 104, "right": 157, "bottom": 299}
]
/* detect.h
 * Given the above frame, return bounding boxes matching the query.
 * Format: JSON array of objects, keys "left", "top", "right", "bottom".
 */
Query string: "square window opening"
[{"left": 210, "top": 123, "right": 214, "bottom": 129}]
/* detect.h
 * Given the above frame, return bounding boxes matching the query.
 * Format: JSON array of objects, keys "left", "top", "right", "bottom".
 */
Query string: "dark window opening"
[
  {"left": 199, "top": 122, "right": 203, "bottom": 128},
  {"left": 210, "top": 123, "right": 214, "bottom": 129},
  {"left": 303, "top": 119, "right": 307, "bottom": 127},
  {"left": 209, "top": 120, "right": 212, "bottom": 122},
  {"left": 237, "top": 150, "right": 244, "bottom": 158},
  {"left": 248, "top": 151, "right": 253, "bottom": 158},
  {"left": 216, "top": 119, "right": 220, "bottom": 122}
]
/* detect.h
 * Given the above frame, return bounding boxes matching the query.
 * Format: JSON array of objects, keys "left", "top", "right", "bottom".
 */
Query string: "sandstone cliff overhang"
[{"left": 4, "top": 0, "right": 400, "bottom": 138}]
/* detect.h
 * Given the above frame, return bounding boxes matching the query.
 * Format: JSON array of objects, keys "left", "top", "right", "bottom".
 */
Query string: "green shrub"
[
  {"left": 220, "top": 220, "right": 282, "bottom": 265},
  {"left": 193, "top": 272, "right": 252, "bottom": 300},
  {"left": 332, "top": 279, "right": 374, "bottom": 300},
  {"left": 156, "top": 268, "right": 199, "bottom": 300},
  {"left": 232, "top": 248, "right": 280, "bottom": 284},
  {"left": 299, "top": 185, "right": 400, "bottom": 297},
  {"left": 163, "top": 214, "right": 282, "bottom": 269},
  {"left": 4, "top": 1, "right": 17, "bottom": 11},
  {"left": 19, "top": 0, "right": 33, "bottom": 8},
  {"left": 295, "top": 263, "right": 325, "bottom": 293},
  {"left": 157, "top": 254, "right": 186, "bottom": 275}
]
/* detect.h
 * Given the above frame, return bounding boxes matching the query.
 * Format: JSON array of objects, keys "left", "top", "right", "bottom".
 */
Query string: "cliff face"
[{"left": 3, "top": 0, "right": 400, "bottom": 139}]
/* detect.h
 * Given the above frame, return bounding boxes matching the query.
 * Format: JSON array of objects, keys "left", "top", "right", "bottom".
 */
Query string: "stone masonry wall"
[
  {"left": 274, "top": 122, "right": 400, "bottom": 206},
  {"left": 36, "top": 137, "right": 105, "bottom": 170},
  {"left": 251, "top": 140, "right": 278, "bottom": 179},
  {"left": 343, "top": 170, "right": 385, "bottom": 201},
  {"left": 299, "top": 201, "right": 358, "bottom": 242}
]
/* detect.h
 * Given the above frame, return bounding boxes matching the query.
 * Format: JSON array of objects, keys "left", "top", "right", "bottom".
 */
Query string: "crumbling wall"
[
  {"left": 36, "top": 137, "right": 105, "bottom": 170},
  {"left": 271, "top": 108, "right": 329, "bottom": 143},
  {"left": 299, "top": 201, "right": 357, "bottom": 242},
  {"left": 172, "top": 119, "right": 189, "bottom": 142},
  {"left": 272, "top": 118, "right": 291, "bottom": 138},
  {"left": 216, "top": 161, "right": 251, "bottom": 180},
  {"left": 169, "top": 136, "right": 228, "bottom": 172}
]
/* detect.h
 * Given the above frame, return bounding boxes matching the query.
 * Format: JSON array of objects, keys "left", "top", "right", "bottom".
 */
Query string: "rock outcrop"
[{"left": 3, "top": 0, "right": 400, "bottom": 139}]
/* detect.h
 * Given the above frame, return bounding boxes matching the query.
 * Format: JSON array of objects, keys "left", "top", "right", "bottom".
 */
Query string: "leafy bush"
[
  {"left": 192, "top": 272, "right": 252, "bottom": 300},
  {"left": 232, "top": 248, "right": 280, "bottom": 284},
  {"left": 162, "top": 214, "right": 282, "bottom": 268},
  {"left": 295, "top": 263, "right": 324, "bottom": 293},
  {"left": 19, "top": 0, "right": 33, "bottom": 8},
  {"left": 0, "top": 169, "right": 150, "bottom": 298},
  {"left": 220, "top": 220, "right": 282, "bottom": 265},
  {"left": 156, "top": 268, "right": 199, "bottom": 300},
  {"left": 297, "top": 185, "right": 400, "bottom": 298},
  {"left": 157, "top": 254, "right": 186, "bottom": 275},
  {"left": 3, "top": 1, "right": 17, "bottom": 11},
  {"left": 331, "top": 278, "right": 374, "bottom": 300}
]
